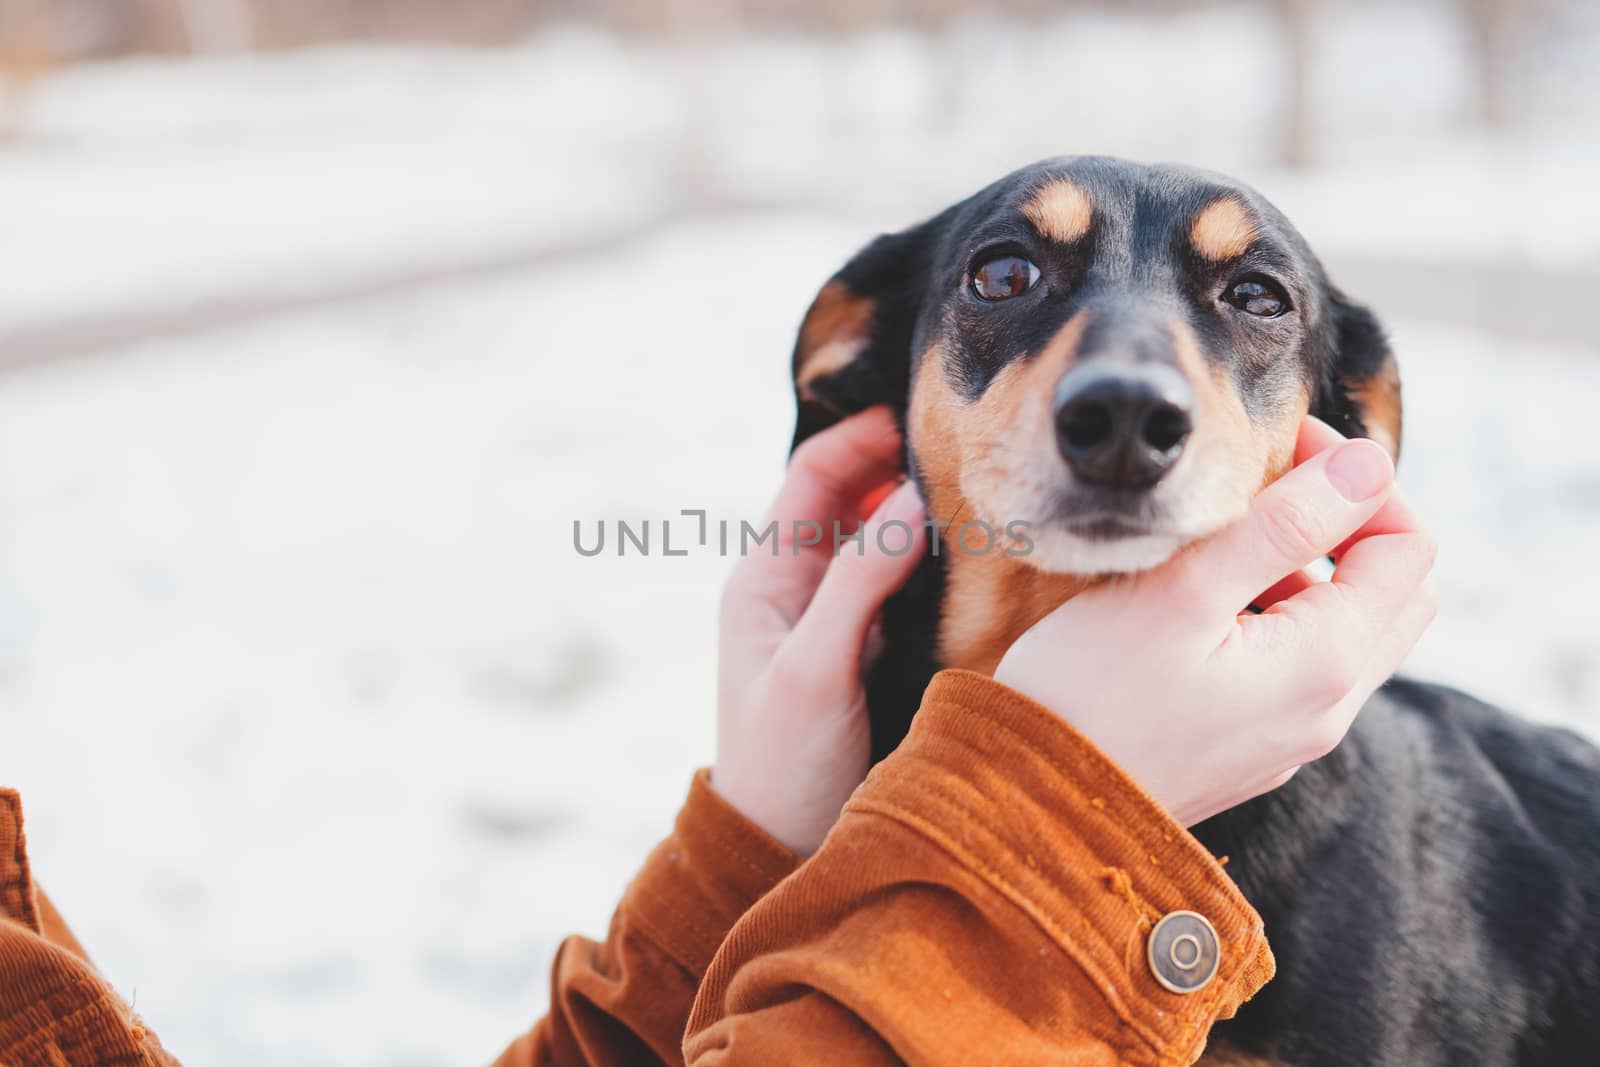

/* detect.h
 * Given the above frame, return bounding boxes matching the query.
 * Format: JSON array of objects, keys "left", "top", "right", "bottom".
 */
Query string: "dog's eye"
[
  {"left": 971, "top": 255, "right": 1040, "bottom": 302},
  {"left": 1223, "top": 275, "right": 1291, "bottom": 317}
]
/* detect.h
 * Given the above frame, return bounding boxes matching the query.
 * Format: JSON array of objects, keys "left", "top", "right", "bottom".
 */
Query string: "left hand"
[{"left": 712, "top": 408, "right": 927, "bottom": 855}]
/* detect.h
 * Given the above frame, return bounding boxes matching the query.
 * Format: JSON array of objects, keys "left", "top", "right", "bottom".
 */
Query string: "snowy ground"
[{"left": 1, "top": 9, "right": 1598, "bottom": 1067}]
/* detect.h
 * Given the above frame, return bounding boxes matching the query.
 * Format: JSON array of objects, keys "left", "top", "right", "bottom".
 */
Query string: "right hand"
[
  {"left": 994, "top": 417, "right": 1438, "bottom": 827},
  {"left": 714, "top": 409, "right": 927, "bottom": 855}
]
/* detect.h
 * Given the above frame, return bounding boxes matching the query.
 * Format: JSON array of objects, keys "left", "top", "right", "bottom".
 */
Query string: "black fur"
[
  {"left": 788, "top": 157, "right": 1600, "bottom": 1063},
  {"left": 789, "top": 219, "right": 945, "bottom": 456},
  {"left": 1197, "top": 681, "right": 1600, "bottom": 1064}
]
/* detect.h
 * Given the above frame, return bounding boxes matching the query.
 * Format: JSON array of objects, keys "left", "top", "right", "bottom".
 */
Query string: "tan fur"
[
  {"left": 1173, "top": 324, "right": 1305, "bottom": 509},
  {"left": 796, "top": 281, "right": 876, "bottom": 401},
  {"left": 908, "top": 312, "right": 1309, "bottom": 674},
  {"left": 1190, "top": 197, "right": 1258, "bottom": 261},
  {"left": 938, "top": 544, "right": 1093, "bottom": 675},
  {"left": 910, "top": 321, "right": 1095, "bottom": 674},
  {"left": 1022, "top": 179, "right": 1094, "bottom": 244},
  {"left": 1345, "top": 359, "right": 1403, "bottom": 458}
]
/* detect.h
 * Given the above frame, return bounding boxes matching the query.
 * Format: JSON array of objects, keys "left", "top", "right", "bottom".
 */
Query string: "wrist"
[{"left": 709, "top": 764, "right": 840, "bottom": 856}]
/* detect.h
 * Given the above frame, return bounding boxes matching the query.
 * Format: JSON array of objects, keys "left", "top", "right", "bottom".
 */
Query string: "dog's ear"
[
  {"left": 791, "top": 222, "right": 937, "bottom": 454},
  {"left": 1314, "top": 287, "right": 1403, "bottom": 459}
]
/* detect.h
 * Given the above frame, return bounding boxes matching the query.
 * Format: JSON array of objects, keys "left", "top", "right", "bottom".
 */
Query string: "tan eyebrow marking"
[
  {"left": 1022, "top": 179, "right": 1094, "bottom": 244},
  {"left": 1190, "top": 197, "right": 1258, "bottom": 261}
]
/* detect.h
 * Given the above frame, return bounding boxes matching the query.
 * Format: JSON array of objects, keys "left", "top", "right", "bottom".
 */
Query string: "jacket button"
[{"left": 1147, "top": 911, "right": 1220, "bottom": 994}]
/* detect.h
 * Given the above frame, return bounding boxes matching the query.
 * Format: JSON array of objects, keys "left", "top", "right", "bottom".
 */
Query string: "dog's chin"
[
  {"left": 1020, "top": 527, "right": 1185, "bottom": 575},
  {"left": 968, "top": 470, "right": 1256, "bottom": 577},
  {"left": 1013, "top": 502, "right": 1245, "bottom": 575}
]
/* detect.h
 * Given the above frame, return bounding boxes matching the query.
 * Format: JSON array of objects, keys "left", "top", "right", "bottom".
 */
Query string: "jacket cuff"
[
  {"left": 623, "top": 769, "right": 801, "bottom": 979},
  {"left": 849, "top": 670, "right": 1274, "bottom": 1064},
  {"left": 0, "top": 790, "right": 42, "bottom": 935}
]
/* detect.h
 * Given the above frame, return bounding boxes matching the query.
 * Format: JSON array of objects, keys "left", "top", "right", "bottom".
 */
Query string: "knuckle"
[
  {"left": 1304, "top": 654, "right": 1360, "bottom": 709},
  {"left": 1415, "top": 530, "right": 1440, "bottom": 571},
  {"left": 1329, "top": 653, "right": 1363, "bottom": 698},
  {"left": 1302, "top": 677, "right": 1346, "bottom": 715},
  {"left": 1298, "top": 718, "right": 1348, "bottom": 763},
  {"left": 766, "top": 646, "right": 812, "bottom": 695},
  {"left": 1259, "top": 495, "right": 1327, "bottom": 564},
  {"left": 789, "top": 437, "right": 846, "bottom": 493},
  {"left": 789, "top": 434, "right": 827, "bottom": 472},
  {"left": 1420, "top": 578, "right": 1441, "bottom": 618},
  {"left": 720, "top": 564, "right": 755, "bottom": 610}
]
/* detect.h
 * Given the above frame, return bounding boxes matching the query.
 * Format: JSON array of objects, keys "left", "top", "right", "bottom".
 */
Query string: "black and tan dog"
[{"left": 788, "top": 157, "right": 1600, "bottom": 1065}]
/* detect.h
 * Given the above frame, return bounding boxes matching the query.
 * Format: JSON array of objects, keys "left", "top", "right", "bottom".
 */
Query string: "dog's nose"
[{"left": 1054, "top": 364, "right": 1194, "bottom": 489}]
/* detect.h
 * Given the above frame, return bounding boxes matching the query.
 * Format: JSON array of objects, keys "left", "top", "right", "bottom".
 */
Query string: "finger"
[
  {"left": 731, "top": 408, "right": 904, "bottom": 626},
  {"left": 1270, "top": 576, "right": 1439, "bottom": 780},
  {"left": 1248, "top": 527, "right": 1437, "bottom": 703},
  {"left": 1292, "top": 414, "right": 1347, "bottom": 464},
  {"left": 768, "top": 407, "right": 904, "bottom": 535},
  {"left": 1294, "top": 416, "right": 1420, "bottom": 562},
  {"left": 1327, "top": 482, "right": 1424, "bottom": 563},
  {"left": 1309, "top": 577, "right": 1437, "bottom": 733},
  {"left": 1250, "top": 567, "right": 1318, "bottom": 612},
  {"left": 1179, "top": 436, "right": 1396, "bottom": 622},
  {"left": 1321, "top": 525, "right": 1438, "bottom": 640},
  {"left": 858, "top": 481, "right": 896, "bottom": 516},
  {"left": 1296, "top": 413, "right": 1398, "bottom": 464},
  {"left": 785, "top": 480, "right": 928, "bottom": 671},
  {"left": 1349, "top": 576, "right": 1440, "bottom": 697}
]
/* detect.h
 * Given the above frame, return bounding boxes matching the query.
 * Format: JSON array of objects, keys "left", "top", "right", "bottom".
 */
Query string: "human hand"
[
  {"left": 995, "top": 417, "right": 1438, "bottom": 827},
  {"left": 713, "top": 408, "right": 927, "bottom": 855}
]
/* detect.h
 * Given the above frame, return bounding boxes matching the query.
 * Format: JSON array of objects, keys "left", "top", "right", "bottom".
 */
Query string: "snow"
[
  {"left": 0, "top": 215, "right": 848, "bottom": 1065},
  {"left": 0, "top": 7, "right": 1597, "bottom": 1066}
]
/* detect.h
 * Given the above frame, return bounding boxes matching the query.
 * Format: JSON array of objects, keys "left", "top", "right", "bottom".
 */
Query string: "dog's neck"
[
  {"left": 935, "top": 549, "right": 1095, "bottom": 676},
  {"left": 865, "top": 538, "right": 1095, "bottom": 760}
]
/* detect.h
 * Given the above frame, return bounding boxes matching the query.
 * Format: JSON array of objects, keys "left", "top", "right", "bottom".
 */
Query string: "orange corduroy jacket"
[{"left": 1, "top": 671, "right": 1273, "bottom": 1066}]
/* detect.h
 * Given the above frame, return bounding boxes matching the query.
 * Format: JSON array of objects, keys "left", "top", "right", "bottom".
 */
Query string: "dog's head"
[{"left": 791, "top": 157, "right": 1401, "bottom": 671}]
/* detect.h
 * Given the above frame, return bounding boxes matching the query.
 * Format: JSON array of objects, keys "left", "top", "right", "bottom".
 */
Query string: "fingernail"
[{"left": 1324, "top": 439, "right": 1392, "bottom": 502}]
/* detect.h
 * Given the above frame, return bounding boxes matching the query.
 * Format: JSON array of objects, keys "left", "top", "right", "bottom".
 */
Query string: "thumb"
[
  {"left": 1178, "top": 437, "right": 1395, "bottom": 621},
  {"left": 786, "top": 480, "right": 927, "bottom": 670}
]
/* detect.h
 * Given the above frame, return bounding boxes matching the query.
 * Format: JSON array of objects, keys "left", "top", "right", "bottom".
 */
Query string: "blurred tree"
[
  {"left": 1272, "top": 0, "right": 1315, "bottom": 167},
  {"left": 174, "top": 0, "right": 253, "bottom": 53},
  {"left": 1459, "top": 0, "right": 1519, "bottom": 129},
  {"left": 0, "top": 0, "right": 51, "bottom": 139},
  {"left": 663, "top": 0, "right": 736, "bottom": 209}
]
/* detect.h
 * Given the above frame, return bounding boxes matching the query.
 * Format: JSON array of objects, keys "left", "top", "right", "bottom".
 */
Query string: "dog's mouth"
[
  {"left": 1048, "top": 485, "right": 1169, "bottom": 541},
  {"left": 945, "top": 367, "right": 1268, "bottom": 576},
  {"left": 1010, "top": 480, "right": 1227, "bottom": 575},
  {"left": 1060, "top": 514, "right": 1154, "bottom": 541}
]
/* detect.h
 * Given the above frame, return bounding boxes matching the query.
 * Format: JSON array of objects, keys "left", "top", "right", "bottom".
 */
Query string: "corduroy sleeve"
[
  {"left": 682, "top": 670, "right": 1275, "bottom": 1067},
  {"left": 0, "top": 790, "right": 182, "bottom": 1067},
  {"left": 490, "top": 770, "right": 800, "bottom": 1067}
]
